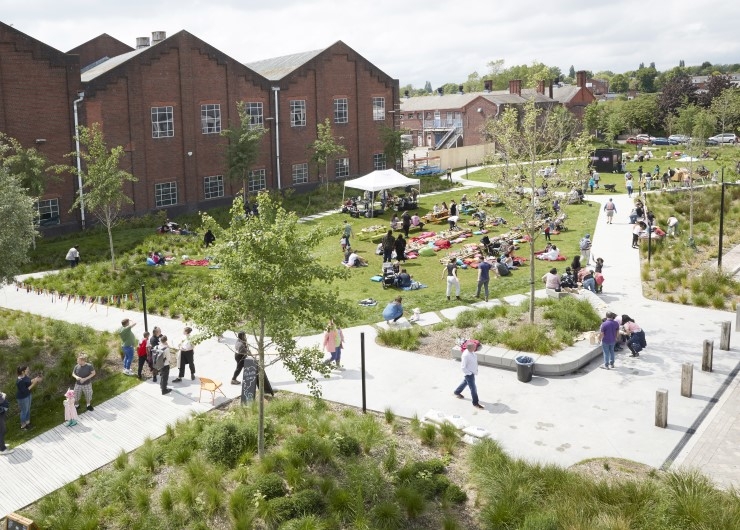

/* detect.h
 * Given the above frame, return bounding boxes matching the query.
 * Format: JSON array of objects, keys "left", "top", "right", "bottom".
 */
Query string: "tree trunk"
[
  {"left": 257, "top": 320, "right": 265, "bottom": 458},
  {"left": 107, "top": 224, "right": 116, "bottom": 269}
]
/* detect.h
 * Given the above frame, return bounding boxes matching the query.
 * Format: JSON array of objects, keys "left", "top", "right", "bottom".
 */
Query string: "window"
[
  {"left": 246, "top": 102, "right": 263, "bottom": 129},
  {"left": 417, "top": 113, "right": 422, "bottom": 119},
  {"left": 373, "top": 153, "right": 386, "bottom": 171},
  {"left": 36, "top": 198, "right": 60, "bottom": 225},
  {"left": 335, "top": 157, "right": 349, "bottom": 178},
  {"left": 292, "top": 163, "right": 309, "bottom": 185},
  {"left": 248, "top": 169, "right": 266, "bottom": 193},
  {"left": 155, "top": 182, "right": 178, "bottom": 207},
  {"left": 408, "top": 113, "right": 414, "bottom": 119},
  {"left": 372, "top": 97, "right": 385, "bottom": 121},
  {"left": 334, "top": 98, "right": 348, "bottom": 124},
  {"left": 201, "top": 104, "right": 221, "bottom": 134},
  {"left": 203, "top": 175, "right": 224, "bottom": 199},
  {"left": 151, "top": 106, "right": 174, "bottom": 138},
  {"left": 290, "top": 100, "right": 306, "bottom": 127}
]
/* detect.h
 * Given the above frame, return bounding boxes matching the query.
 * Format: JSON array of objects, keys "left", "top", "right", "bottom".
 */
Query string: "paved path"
[{"left": 1, "top": 176, "right": 739, "bottom": 514}]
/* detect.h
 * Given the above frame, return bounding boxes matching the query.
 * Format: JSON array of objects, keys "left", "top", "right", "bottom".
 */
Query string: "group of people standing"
[{"left": 599, "top": 312, "right": 647, "bottom": 370}]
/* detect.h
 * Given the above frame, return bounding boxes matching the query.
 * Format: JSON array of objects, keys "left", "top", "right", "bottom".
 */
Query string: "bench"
[
  {"left": 603, "top": 184, "right": 617, "bottom": 192},
  {"left": 546, "top": 288, "right": 569, "bottom": 300}
]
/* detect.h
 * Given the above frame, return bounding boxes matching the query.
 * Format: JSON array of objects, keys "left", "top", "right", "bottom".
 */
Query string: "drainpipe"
[
  {"left": 73, "top": 91, "right": 86, "bottom": 229},
  {"left": 272, "top": 86, "right": 282, "bottom": 190}
]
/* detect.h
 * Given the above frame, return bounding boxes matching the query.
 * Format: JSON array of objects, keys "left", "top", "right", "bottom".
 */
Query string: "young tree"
[
  {"left": 222, "top": 101, "right": 267, "bottom": 202},
  {"left": 64, "top": 124, "right": 136, "bottom": 269},
  {"left": 380, "top": 125, "right": 412, "bottom": 171},
  {"left": 0, "top": 167, "right": 37, "bottom": 284},
  {"left": 484, "top": 100, "right": 591, "bottom": 322},
  {"left": 188, "top": 192, "right": 355, "bottom": 457},
  {"left": 310, "top": 118, "right": 346, "bottom": 191},
  {"left": 710, "top": 87, "right": 740, "bottom": 134}
]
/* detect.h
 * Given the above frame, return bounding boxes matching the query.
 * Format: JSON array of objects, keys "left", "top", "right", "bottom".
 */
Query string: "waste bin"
[{"left": 515, "top": 355, "right": 534, "bottom": 383}]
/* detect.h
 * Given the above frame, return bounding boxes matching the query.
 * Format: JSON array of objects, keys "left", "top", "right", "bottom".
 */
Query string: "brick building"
[{"left": 0, "top": 22, "right": 398, "bottom": 232}]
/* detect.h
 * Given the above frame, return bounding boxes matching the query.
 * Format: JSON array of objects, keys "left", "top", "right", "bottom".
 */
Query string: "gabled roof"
[
  {"left": 67, "top": 33, "right": 134, "bottom": 71},
  {"left": 520, "top": 88, "right": 556, "bottom": 103},
  {"left": 245, "top": 48, "right": 325, "bottom": 81},
  {"left": 0, "top": 21, "right": 78, "bottom": 69},
  {"left": 551, "top": 85, "right": 581, "bottom": 103},
  {"left": 400, "top": 93, "right": 482, "bottom": 112},
  {"left": 81, "top": 46, "right": 149, "bottom": 82}
]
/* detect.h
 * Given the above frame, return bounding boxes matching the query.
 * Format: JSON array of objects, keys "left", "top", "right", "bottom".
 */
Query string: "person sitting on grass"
[
  {"left": 344, "top": 251, "right": 367, "bottom": 268},
  {"left": 536, "top": 245, "right": 561, "bottom": 261},
  {"left": 395, "top": 269, "right": 412, "bottom": 288},
  {"left": 560, "top": 267, "right": 577, "bottom": 289}
]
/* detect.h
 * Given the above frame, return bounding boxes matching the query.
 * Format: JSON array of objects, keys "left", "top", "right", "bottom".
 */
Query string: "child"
[
  {"left": 137, "top": 331, "right": 151, "bottom": 380},
  {"left": 340, "top": 236, "right": 349, "bottom": 252},
  {"left": 63, "top": 389, "right": 78, "bottom": 427}
]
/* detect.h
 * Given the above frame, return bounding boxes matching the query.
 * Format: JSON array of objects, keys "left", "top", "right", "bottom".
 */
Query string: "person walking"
[
  {"left": 16, "top": 366, "right": 41, "bottom": 430},
  {"left": 117, "top": 318, "right": 137, "bottom": 376},
  {"left": 72, "top": 353, "right": 96, "bottom": 411},
  {"left": 381, "top": 230, "right": 396, "bottom": 263},
  {"left": 231, "top": 331, "right": 249, "bottom": 385},
  {"left": 394, "top": 234, "right": 407, "bottom": 263},
  {"left": 401, "top": 211, "right": 411, "bottom": 238},
  {"left": 579, "top": 234, "right": 592, "bottom": 265},
  {"left": 342, "top": 220, "right": 353, "bottom": 248},
  {"left": 173, "top": 327, "right": 196, "bottom": 382},
  {"left": 65, "top": 246, "right": 80, "bottom": 268},
  {"left": 443, "top": 257, "right": 461, "bottom": 301},
  {"left": 625, "top": 173, "right": 634, "bottom": 198},
  {"left": 604, "top": 199, "right": 617, "bottom": 224},
  {"left": 153, "top": 335, "right": 172, "bottom": 395},
  {"left": 0, "top": 391, "right": 13, "bottom": 455},
  {"left": 149, "top": 327, "right": 162, "bottom": 382},
  {"left": 599, "top": 311, "right": 620, "bottom": 370},
  {"left": 476, "top": 257, "right": 493, "bottom": 302},
  {"left": 322, "top": 320, "right": 345, "bottom": 370},
  {"left": 203, "top": 229, "right": 216, "bottom": 248},
  {"left": 453, "top": 342, "right": 485, "bottom": 409},
  {"left": 136, "top": 331, "right": 151, "bottom": 380}
]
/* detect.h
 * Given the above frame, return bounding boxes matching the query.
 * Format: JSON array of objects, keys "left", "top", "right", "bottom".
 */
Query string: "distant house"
[
  {"left": 0, "top": 22, "right": 398, "bottom": 232},
  {"left": 399, "top": 72, "right": 594, "bottom": 149}
]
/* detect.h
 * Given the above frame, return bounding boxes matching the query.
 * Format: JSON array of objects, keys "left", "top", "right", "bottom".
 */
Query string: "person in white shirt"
[
  {"left": 65, "top": 246, "right": 80, "bottom": 268},
  {"left": 173, "top": 327, "right": 196, "bottom": 382},
  {"left": 453, "top": 342, "right": 484, "bottom": 409}
]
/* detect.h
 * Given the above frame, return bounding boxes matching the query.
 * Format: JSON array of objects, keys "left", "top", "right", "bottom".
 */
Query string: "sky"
[{"left": 4, "top": 1, "right": 740, "bottom": 88}]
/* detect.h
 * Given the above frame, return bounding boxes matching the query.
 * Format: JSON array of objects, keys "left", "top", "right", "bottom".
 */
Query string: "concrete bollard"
[
  {"left": 736, "top": 306, "right": 740, "bottom": 332},
  {"left": 681, "top": 363, "right": 693, "bottom": 398},
  {"left": 702, "top": 340, "right": 714, "bottom": 372},
  {"left": 655, "top": 389, "right": 668, "bottom": 428},
  {"left": 719, "top": 321, "right": 731, "bottom": 351}
]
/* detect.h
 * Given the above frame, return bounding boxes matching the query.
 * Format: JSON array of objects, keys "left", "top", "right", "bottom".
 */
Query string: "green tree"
[
  {"left": 610, "top": 74, "right": 629, "bottom": 93},
  {"left": 621, "top": 94, "right": 659, "bottom": 133},
  {"left": 0, "top": 167, "right": 37, "bottom": 284},
  {"left": 583, "top": 103, "right": 604, "bottom": 136},
  {"left": 568, "top": 65, "right": 576, "bottom": 79},
  {"left": 634, "top": 66, "right": 658, "bottom": 92},
  {"left": 64, "top": 124, "right": 137, "bottom": 269},
  {"left": 222, "top": 101, "right": 267, "bottom": 202},
  {"left": 423, "top": 81, "right": 432, "bottom": 93},
  {"left": 483, "top": 100, "right": 591, "bottom": 322},
  {"left": 710, "top": 87, "right": 740, "bottom": 133},
  {"left": 188, "top": 192, "right": 354, "bottom": 457},
  {"left": 310, "top": 118, "right": 346, "bottom": 190},
  {"left": 462, "top": 71, "right": 484, "bottom": 93},
  {"left": 657, "top": 70, "right": 697, "bottom": 122},
  {"left": 380, "top": 125, "right": 412, "bottom": 171}
]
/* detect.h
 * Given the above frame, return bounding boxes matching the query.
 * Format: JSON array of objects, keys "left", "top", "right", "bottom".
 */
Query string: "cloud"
[{"left": 4, "top": 0, "right": 740, "bottom": 88}]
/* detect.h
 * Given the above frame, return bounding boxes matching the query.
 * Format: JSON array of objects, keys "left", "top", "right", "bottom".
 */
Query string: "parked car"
[
  {"left": 626, "top": 137, "right": 651, "bottom": 145},
  {"left": 705, "top": 138, "right": 719, "bottom": 146},
  {"left": 635, "top": 134, "right": 653, "bottom": 142},
  {"left": 414, "top": 165, "right": 443, "bottom": 176},
  {"left": 708, "top": 133, "right": 737, "bottom": 144},
  {"left": 668, "top": 134, "right": 689, "bottom": 143},
  {"left": 651, "top": 137, "right": 678, "bottom": 146}
]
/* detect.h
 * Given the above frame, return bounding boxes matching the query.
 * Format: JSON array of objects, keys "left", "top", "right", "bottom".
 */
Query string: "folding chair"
[{"left": 198, "top": 377, "right": 227, "bottom": 405}]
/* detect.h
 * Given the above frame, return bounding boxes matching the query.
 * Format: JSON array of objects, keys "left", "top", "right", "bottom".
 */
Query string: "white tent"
[
  {"left": 677, "top": 156, "right": 700, "bottom": 162},
  {"left": 343, "top": 169, "right": 420, "bottom": 194}
]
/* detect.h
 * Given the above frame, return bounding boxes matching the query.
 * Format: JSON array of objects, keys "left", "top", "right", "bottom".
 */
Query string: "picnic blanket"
[{"left": 181, "top": 259, "right": 210, "bottom": 266}]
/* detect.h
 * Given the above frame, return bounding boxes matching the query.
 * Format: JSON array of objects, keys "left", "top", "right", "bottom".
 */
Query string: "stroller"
[{"left": 381, "top": 262, "right": 397, "bottom": 289}]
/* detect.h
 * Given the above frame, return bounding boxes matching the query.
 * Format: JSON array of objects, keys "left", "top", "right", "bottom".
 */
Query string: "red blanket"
[{"left": 181, "top": 259, "right": 210, "bottom": 266}]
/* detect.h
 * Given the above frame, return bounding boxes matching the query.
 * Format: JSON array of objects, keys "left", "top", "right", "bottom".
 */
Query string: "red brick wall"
[{"left": 67, "top": 34, "right": 134, "bottom": 70}]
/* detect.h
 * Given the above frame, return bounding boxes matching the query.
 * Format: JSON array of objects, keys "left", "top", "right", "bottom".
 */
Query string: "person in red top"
[{"left": 136, "top": 331, "right": 151, "bottom": 380}]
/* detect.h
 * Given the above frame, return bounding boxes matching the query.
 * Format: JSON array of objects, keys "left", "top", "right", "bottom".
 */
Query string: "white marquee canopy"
[{"left": 343, "top": 169, "right": 420, "bottom": 195}]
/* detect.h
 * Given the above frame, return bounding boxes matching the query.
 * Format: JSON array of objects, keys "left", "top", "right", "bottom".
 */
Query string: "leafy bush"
[
  {"left": 371, "top": 500, "right": 403, "bottom": 530},
  {"left": 332, "top": 432, "right": 361, "bottom": 457},
  {"left": 444, "top": 483, "right": 467, "bottom": 504},
  {"left": 250, "top": 472, "right": 287, "bottom": 500},
  {"left": 500, "top": 324, "right": 554, "bottom": 355},
  {"left": 202, "top": 420, "right": 258, "bottom": 468}
]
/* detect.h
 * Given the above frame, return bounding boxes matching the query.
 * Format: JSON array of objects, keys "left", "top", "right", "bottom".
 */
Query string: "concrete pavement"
[{"left": 0, "top": 177, "right": 739, "bottom": 515}]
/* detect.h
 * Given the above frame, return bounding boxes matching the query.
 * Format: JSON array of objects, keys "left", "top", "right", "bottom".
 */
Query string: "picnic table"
[{"left": 422, "top": 211, "right": 450, "bottom": 224}]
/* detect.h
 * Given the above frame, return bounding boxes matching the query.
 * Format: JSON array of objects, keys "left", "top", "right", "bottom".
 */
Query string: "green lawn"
[{"left": 25, "top": 185, "right": 600, "bottom": 330}]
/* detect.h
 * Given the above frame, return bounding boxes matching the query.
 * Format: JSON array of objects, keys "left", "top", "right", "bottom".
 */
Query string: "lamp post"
[{"left": 718, "top": 168, "right": 725, "bottom": 271}]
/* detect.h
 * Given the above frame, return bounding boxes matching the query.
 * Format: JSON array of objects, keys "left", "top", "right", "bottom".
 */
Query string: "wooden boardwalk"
[{"left": 0, "top": 383, "right": 212, "bottom": 515}]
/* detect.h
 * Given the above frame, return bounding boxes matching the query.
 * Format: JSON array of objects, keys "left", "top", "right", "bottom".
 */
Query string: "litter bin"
[{"left": 515, "top": 355, "right": 534, "bottom": 383}]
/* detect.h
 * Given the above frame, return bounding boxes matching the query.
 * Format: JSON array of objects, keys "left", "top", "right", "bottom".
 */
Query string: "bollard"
[
  {"left": 655, "top": 389, "right": 668, "bottom": 428},
  {"left": 702, "top": 340, "right": 714, "bottom": 372},
  {"left": 681, "top": 363, "right": 693, "bottom": 398},
  {"left": 719, "top": 321, "right": 731, "bottom": 351},
  {"left": 736, "top": 305, "right": 740, "bottom": 332}
]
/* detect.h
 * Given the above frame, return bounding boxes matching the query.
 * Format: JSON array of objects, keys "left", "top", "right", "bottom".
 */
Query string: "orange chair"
[{"left": 198, "top": 377, "right": 227, "bottom": 405}]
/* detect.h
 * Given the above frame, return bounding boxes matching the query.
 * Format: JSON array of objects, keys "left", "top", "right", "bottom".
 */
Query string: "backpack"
[{"left": 152, "top": 346, "right": 167, "bottom": 371}]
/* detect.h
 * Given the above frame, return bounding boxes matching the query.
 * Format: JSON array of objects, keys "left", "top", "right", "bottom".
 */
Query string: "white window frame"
[
  {"left": 246, "top": 102, "right": 263, "bottom": 129},
  {"left": 334, "top": 97, "right": 348, "bottom": 124},
  {"left": 290, "top": 100, "right": 306, "bottom": 127},
  {"left": 372, "top": 97, "right": 385, "bottom": 121},
  {"left": 201, "top": 104, "right": 221, "bottom": 134},
  {"left": 203, "top": 175, "right": 224, "bottom": 200},
  {"left": 292, "top": 163, "right": 309, "bottom": 185},
  {"left": 335, "top": 157, "right": 349, "bottom": 178},
  {"left": 248, "top": 169, "right": 266, "bottom": 193},
  {"left": 373, "top": 153, "right": 386, "bottom": 171},
  {"left": 36, "top": 198, "right": 60, "bottom": 225},
  {"left": 152, "top": 106, "right": 174, "bottom": 138},
  {"left": 155, "top": 182, "right": 178, "bottom": 207}
]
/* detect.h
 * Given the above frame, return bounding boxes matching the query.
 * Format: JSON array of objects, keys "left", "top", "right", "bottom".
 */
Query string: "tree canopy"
[
  {"left": 222, "top": 101, "right": 267, "bottom": 200},
  {"left": 0, "top": 167, "right": 37, "bottom": 284}
]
